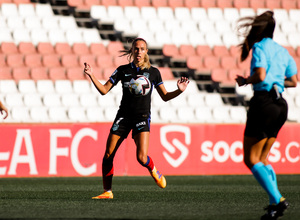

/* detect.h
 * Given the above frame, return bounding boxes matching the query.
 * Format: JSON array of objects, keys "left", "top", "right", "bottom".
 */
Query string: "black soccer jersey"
[{"left": 109, "top": 62, "right": 163, "bottom": 118}]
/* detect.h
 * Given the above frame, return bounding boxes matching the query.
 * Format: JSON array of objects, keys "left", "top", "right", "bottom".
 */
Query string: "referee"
[{"left": 235, "top": 11, "right": 298, "bottom": 220}]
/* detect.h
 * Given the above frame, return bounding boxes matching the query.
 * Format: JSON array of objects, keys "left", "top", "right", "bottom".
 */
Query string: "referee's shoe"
[{"left": 261, "top": 199, "right": 289, "bottom": 220}]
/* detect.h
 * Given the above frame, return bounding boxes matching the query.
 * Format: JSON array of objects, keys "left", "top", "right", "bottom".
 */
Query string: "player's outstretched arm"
[
  {"left": 83, "top": 63, "right": 113, "bottom": 95},
  {"left": 0, "top": 101, "right": 8, "bottom": 119},
  {"left": 157, "top": 77, "right": 189, "bottom": 102}
]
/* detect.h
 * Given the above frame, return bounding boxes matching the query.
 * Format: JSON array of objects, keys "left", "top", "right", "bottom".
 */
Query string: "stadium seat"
[
  {"left": 1, "top": 3, "right": 19, "bottom": 17},
  {"left": 1, "top": 42, "right": 18, "bottom": 54},
  {"left": 169, "top": 93, "right": 187, "bottom": 107},
  {"left": 11, "top": 107, "right": 31, "bottom": 122},
  {"left": 249, "top": 0, "right": 266, "bottom": 9},
  {"left": 30, "top": 106, "right": 49, "bottom": 122},
  {"left": 79, "top": 93, "right": 98, "bottom": 108},
  {"left": 48, "top": 107, "right": 68, "bottom": 122},
  {"left": 107, "top": 6, "right": 124, "bottom": 20},
  {"left": 24, "top": 17, "right": 42, "bottom": 30},
  {"left": 49, "top": 67, "right": 67, "bottom": 80},
  {"left": 207, "top": 8, "right": 224, "bottom": 21},
  {"left": 134, "top": 0, "right": 151, "bottom": 7},
  {"left": 200, "top": 0, "right": 217, "bottom": 8},
  {"left": 181, "top": 20, "right": 198, "bottom": 33},
  {"left": 79, "top": 54, "right": 96, "bottom": 67},
  {"left": 31, "top": 29, "right": 50, "bottom": 46},
  {"left": 157, "top": 67, "right": 175, "bottom": 80},
  {"left": 194, "top": 107, "right": 213, "bottom": 123},
  {"left": 184, "top": 0, "right": 200, "bottom": 8},
  {"left": 5, "top": 93, "right": 24, "bottom": 107},
  {"left": 0, "top": 68, "right": 13, "bottom": 80},
  {"left": 265, "top": 0, "right": 281, "bottom": 9},
  {"left": 7, "top": 54, "right": 25, "bottom": 68},
  {"left": 7, "top": 17, "right": 24, "bottom": 29},
  {"left": 27, "top": 65, "right": 48, "bottom": 81},
  {"left": 35, "top": 3, "right": 54, "bottom": 17},
  {"left": 12, "top": 67, "right": 31, "bottom": 81},
  {"left": 37, "top": 42, "right": 55, "bottom": 55},
  {"left": 96, "top": 55, "right": 114, "bottom": 68},
  {"left": 0, "top": 29, "right": 14, "bottom": 42},
  {"left": 72, "top": 43, "right": 90, "bottom": 55},
  {"left": 18, "top": 80, "right": 37, "bottom": 93},
  {"left": 0, "top": 80, "right": 18, "bottom": 94},
  {"left": 223, "top": 8, "right": 239, "bottom": 22},
  {"left": 229, "top": 106, "right": 247, "bottom": 123},
  {"left": 89, "top": 43, "right": 107, "bottom": 55},
  {"left": 13, "top": 29, "right": 31, "bottom": 44},
  {"left": 152, "top": 0, "right": 168, "bottom": 7},
  {"left": 177, "top": 106, "right": 195, "bottom": 123},
  {"left": 36, "top": 80, "right": 55, "bottom": 94},
  {"left": 159, "top": 106, "right": 177, "bottom": 123},
  {"left": 55, "top": 80, "right": 73, "bottom": 94},
  {"left": 24, "top": 54, "right": 42, "bottom": 68},
  {"left": 190, "top": 7, "right": 207, "bottom": 21},
  {"left": 186, "top": 93, "right": 205, "bottom": 107},
  {"left": 66, "top": 67, "right": 86, "bottom": 80},
  {"left": 48, "top": 29, "right": 67, "bottom": 45},
  {"left": 216, "top": 0, "right": 233, "bottom": 8},
  {"left": 58, "top": 16, "right": 78, "bottom": 30},
  {"left": 61, "top": 54, "right": 79, "bottom": 68},
  {"left": 157, "top": 7, "right": 174, "bottom": 20},
  {"left": 18, "top": 42, "right": 37, "bottom": 55},
  {"left": 281, "top": 0, "right": 297, "bottom": 9},
  {"left": 68, "top": 107, "right": 87, "bottom": 122},
  {"left": 212, "top": 106, "right": 232, "bottom": 123},
  {"left": 233, "top": 0, "right": 249, "bottom": 8},
  {"left": 42, "top": 54, "right": 61, "bottom": 68},
  {"left": 62, "top": 93, "right": 80, "bottom": 107},
  {"left": 211, "top": 68, "right": 227, "bottom": 83},
  {"left": 86, "top": 107, "right": 106, "bottom": 122},
  {"left": 23, "top": 93, "right": 43, "bottom": 107},
  {"left": 205, "top": 33, "right": 223, "bottom": 47},
  {"left": 73, "top": 80, "right": 91, "bottom": 94},
  {"left": 124, "top": 6, "right": 140, "bottom": 20},
  {"left": 213, "top": 45, "right": 229, "bottom": 57},
  {"left": 97, "top": 92, "right": 116, "bottom": 107},
  {"left": 42, "top": 17, "right": 59, "bottom": 29},
  {"left": 103, "top": 106, "right": 119, "bottom": 121},
  {"left": 220, "top": 56, "right": 237, "bottom": 69},
  {"left": 107, "top": 41, "right": 124, "bottom": 56},
  {"left": 113, "top": 55, "right": 128, "bottom": 67},
  {"left": 186, "top": 56, "right": 203, "bottom": 70},
  {"left": 174, "top": 7, "right": 191, "bottom": 21},
  {"left": 82, "top": 29, "right": 102, "bottom": 45},
  {"left": 43, "top": 93, "right": 61, "bottom": 107},
  {"left": 204, "top": 93, "right": 224, "bottom": 107},
  {"left": 140, "top": 6, "right": 157, "bottom": 20},
  {"left": 203, "top": 56, "right": 220, "bottom": 69}
]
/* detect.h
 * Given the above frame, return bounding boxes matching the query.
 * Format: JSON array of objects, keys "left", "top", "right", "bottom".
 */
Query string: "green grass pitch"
[{"left": 0, "top": 175, "right": 299, "bottom": 220}]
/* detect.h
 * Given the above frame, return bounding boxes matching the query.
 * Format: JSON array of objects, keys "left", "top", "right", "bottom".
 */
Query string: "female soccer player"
[
  {"left": 235, "top": 11, "right": 298, "bottom": 219},
  {"left": 0, "top": 100, "right": 8, "bottom": 119},
  {"left": 84, "top": 38, "right": 189, "bottom": 199}
]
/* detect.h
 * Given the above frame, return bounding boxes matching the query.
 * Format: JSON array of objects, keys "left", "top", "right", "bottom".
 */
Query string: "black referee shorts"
[
  {"left": 244, "top": 90, "right": 288, "bottom": 140},
  {"left": 110, "top": 114, "right": 151, "bottom": 139}
]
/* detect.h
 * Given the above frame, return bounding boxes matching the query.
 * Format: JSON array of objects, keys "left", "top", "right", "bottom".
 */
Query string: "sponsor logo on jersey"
[
  {"left": 143, "top": 72, "right": 150, "bottom": 78},
  {"left": 136, "top": 121, "right": 146, "bottom": 127}
]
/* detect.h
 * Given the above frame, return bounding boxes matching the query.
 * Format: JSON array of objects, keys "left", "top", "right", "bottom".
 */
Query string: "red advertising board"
[{"left": 0, "top": 123, "right": 299, "bottom": 177}]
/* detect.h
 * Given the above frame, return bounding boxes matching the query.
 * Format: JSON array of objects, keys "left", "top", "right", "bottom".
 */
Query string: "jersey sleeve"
[
  {"left": 251, "top": 45, "right": 267, "bottom": 71},
  {"left": 109, "top": 68, "right": 120, "bottom": 85},
  {"left": 153, "top": 68, "right": 163, "bottom": 88},
  {"left": 285, "top": 55, "right": 298, "bottom": 78}
]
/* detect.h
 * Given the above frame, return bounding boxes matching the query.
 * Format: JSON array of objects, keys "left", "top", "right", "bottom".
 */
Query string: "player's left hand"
[{"left": 177, "top": 77, "right": 189, "bottom": 92}]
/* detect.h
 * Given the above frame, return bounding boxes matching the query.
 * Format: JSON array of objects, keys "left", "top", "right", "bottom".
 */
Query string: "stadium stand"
[{"left": 0, "top": 1, "right": 300, "bottom": 123}]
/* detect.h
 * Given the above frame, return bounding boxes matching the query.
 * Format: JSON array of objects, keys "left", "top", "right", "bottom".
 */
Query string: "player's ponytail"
[{"left": 237, "top": 10, "right": 275, "bottom": 61}]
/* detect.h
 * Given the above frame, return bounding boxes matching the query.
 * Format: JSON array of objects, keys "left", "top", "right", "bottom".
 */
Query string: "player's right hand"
[{"left": 84, "top": 62, "right": 92, "bottom": 76}]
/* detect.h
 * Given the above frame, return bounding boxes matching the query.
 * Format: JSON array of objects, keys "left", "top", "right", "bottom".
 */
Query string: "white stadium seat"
[
  {"left": 18, "top": 80, "right": 37, "bottom": 94},
  {"left": 37, "top": 80, "right": 55, "bottom": 94}
]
